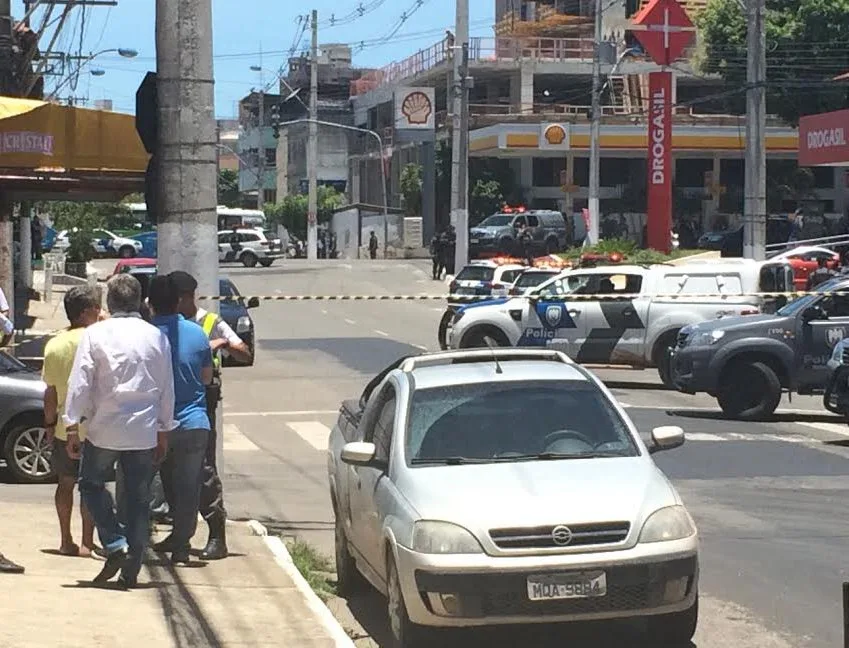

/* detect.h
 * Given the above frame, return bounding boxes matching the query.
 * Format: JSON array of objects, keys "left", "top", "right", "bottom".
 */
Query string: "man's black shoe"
[
  {"left": 93, "top": 547, "right": 129, "bottom": 583},
  {"left": 117, "top": 574, "right": 138, "bottom": 590},
  {"left": 0, "top": 554, "right": 24, "bottom": 574},
  {"left": 152, "top": 536, "right": 176, "bottom": 553},
  {"left": 200, "top": 538, "right": 227, "bottom": 561},
  {"left": 171, "top": 550, "right": 191, "bottom": 565}
]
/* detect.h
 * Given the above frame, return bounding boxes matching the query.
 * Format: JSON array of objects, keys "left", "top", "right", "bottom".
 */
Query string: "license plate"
[
  {"left": 526, "top": 571, "right": 607, "bottom": 601},
  {"left": 454, "top": 287, "right": 477, "bottom": 295},
  {"left": 470, "top": 238, "right": 479, "bottom": 244}
]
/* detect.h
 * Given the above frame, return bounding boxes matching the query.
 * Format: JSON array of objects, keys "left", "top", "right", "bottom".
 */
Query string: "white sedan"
[{"left": 55, "top": 228, "right": 142, "bottom": 258}]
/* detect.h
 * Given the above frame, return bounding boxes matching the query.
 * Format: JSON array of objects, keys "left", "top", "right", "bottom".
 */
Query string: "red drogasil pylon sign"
[{"left": 630, "top": 0, "right": 696, "bottom": 66}]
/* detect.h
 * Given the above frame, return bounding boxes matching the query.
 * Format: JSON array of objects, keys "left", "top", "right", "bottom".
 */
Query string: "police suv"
[
  {"left": 673, "top": 276, "right": 849, "bottom": 420},
  {"left": 445, "top": 263, "right": 768, "bottom": 382}
]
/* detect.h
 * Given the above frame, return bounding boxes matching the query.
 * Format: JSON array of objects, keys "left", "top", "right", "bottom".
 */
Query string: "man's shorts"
[{"left": 52, "top": 438, "right": 79, "bottom": 479}]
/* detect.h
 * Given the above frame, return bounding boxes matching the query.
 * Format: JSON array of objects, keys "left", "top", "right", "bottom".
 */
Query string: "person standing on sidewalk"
[
  {"left": 43, "top": 285, "right": 101, "bottom": 557},
  {"left": 64, "top": 274, "right": 177, "bottom": 587},
  {"left": 170, "top": 271, "right": 252, "bottom": 560},
  {"left": 0, "top": 553, "right": 24, "bottom": 574},
  {"left": 147, "top": 276, "right": 214, "bottom": 564},
  {"left": 369, "top": 231, "right": 379, "bottom": 260}
]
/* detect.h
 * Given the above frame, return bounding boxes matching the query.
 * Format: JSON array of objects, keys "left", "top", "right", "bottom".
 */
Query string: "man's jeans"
[
  {"left": 78, "top": 441, "right": 155, "bottom": 580},
  {"left": 160, "top": 429, "right": 209, "bottom": 551}
]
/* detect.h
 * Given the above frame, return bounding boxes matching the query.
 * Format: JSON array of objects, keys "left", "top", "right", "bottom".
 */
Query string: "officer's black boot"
[{"left": 200, "top": 515, "right": 228, "bottom": 561}]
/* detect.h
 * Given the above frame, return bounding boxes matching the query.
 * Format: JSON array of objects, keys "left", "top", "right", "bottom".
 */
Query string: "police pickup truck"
[
  {"left": 672, "top": 276, "right": 849, "bottom": 420},
  {"left": 445, "top": 262, "right": 771, "bottom": 383}
]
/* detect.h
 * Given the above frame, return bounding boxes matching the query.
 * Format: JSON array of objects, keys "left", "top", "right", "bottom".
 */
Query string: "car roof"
[{"left": 409, "top": 360, "right": 589, "bottom": 391}]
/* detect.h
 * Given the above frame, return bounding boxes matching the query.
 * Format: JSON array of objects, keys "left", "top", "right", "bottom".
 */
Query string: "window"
[
  {"left": 263, "top": 189, "right": 277, "bottom": 204},
  {"left": 525, "top": 215, "right": 540, "bottom": 227},
  {"left": 265, "top": 148, "right": 277, "bottom": 166},
  {"left": 218, "top": 233, "right": 232, "bottom": 244},
  {"left": 512, "top": 215, "right": 527, "bottom": 228},
  {"left": 515, "top": 271, "right": 558, "bottom": 290},
  {"left": 499, "top": 269, "right": 522, "bottom": 283},
  {"left": 406, "top": 380, "right": 637, "bottom": 465},
  {"left": 661, "top": 274, "right": 743, "bottom": 295},
  {"left": 372, "top": 398, "right": 396, "bottom": 462},
  {"left": 561, "top": 273, "right": 643, "bottom": 295},
  {"left": 240, "top": 232, "right": 261, "bottom": 242},
  {"left": 536, "top": 275, "right": 588, "bottom": 297},
  {"left": 821, "top": 295, "right": 849, "bottom": 318},
  {"left": 456, "top": 266, "right": 495, "bottom": 282}
]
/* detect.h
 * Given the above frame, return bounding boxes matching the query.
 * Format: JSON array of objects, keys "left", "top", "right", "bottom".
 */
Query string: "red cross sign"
[{"left": 630, "top": 0, "right": 696, "bottom": 66}]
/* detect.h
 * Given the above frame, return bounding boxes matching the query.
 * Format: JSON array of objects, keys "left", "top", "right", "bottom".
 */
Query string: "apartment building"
[
  {"left": 349, "top": 0, "right": 846, "bottom": 241},
  {"left": 217, "top": 119, "right": 240, "bottom": 172}
]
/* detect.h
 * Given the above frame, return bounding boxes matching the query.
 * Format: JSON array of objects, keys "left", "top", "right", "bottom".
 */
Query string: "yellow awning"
[{"left": 0, "top": 96, "right": 149, "bottom": 173}]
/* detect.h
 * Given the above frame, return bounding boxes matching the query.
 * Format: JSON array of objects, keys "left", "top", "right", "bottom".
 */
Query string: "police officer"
[
  {"left": 806, "top": 257, "right": 837, "bottom": 290},
  {"left": 169, "top": 271, "right": 253, "bottom": 560}
]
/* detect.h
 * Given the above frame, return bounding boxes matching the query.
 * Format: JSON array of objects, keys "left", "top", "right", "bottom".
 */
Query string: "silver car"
[
  {"left": 327, "top": 348, "right": 698, "bottom": 647},
  {"left": 0, "top": 351, "right": 51, "bottom": 484}
]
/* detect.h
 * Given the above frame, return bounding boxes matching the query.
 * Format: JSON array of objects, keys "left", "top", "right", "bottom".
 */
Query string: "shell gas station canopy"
[{"left": 0, "top": 97, "right": 148, "bottom": 202}]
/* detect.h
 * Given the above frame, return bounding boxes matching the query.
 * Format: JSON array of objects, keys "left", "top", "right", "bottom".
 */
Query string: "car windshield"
[
  {"left": 220, "top": 279, "right": 239, "bottom": 300},
  {"left": 456, "top": 266, "right": 495, "bottom": 282},
  {"left": 777, "top": 279, "right": 845, "bottom": 316},
  {"left": 478, "top": 215, "right": 513, "bottom": 227},
  {"left": 406, "top": 380, "right": 638, "bottom": 465},
  {"left": 515, "top": 271, "right": 558, "bottom": 288}
]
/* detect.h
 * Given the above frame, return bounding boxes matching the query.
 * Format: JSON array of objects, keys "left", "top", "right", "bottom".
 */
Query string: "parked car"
[
  {"left": 218, "top": 228, "right": 284, "bottom": 268},
  {"left": 469, "top": 207, "right": 571, "bottom": 258},
  {"left": 54, "top": 228, "right": 143, "bottom": 258},
  {"left": 0, "top": 351, "right": 51, "bottom": 484},
  {"left": 126, "top": 266, "right": 260, "bottom": 366},
  {"left": 110, "top": 257, "right": 156, "bottom": 279},
  {"left": 327, "top": 348, "right": 698, "bottom": 647},
  {"left": 131, "top": 230, "right": 158, "bottom": 258}
]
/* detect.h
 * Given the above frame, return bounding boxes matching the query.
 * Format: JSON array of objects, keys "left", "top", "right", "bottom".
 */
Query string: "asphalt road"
[{"left": 6, "top": 258, "right": 849, "bottom": 647}]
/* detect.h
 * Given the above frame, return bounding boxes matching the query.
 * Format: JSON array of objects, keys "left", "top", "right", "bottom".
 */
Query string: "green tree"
[
  {"left": 399, "top": 163, "right": 423, "bottom": 216},
  {"left": 218, "top": 168, "right": 240, "bottom": 207},
  {"left": 264, "top": 186, "right": 343, "bottom": 238},
  {"left": 38, "top": 201, "right": 110, "bottom": 231},
  {"left": 696, "top": 0, "right": 849, "bottom": 125},
  {"left": 470, "top": 179, "right": 504, "bottom": 223}
]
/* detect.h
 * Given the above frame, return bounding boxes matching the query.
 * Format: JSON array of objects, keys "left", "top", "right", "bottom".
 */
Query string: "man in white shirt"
[
  {"left": 170, "top": 270, "right": 252, "bottom": 560},
  {"left": 64, "top": 274, "right": 178, "bottom": 588}
]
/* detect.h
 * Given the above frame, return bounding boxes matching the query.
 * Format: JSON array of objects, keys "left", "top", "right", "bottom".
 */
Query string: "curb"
[{"left": 247, "top": 520, "right": 356, "bottom": 648}]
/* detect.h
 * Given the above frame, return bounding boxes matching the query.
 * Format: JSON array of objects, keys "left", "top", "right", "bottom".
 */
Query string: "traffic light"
[{"left": 270, "top": 103, "right": 280, "bottom": 139}]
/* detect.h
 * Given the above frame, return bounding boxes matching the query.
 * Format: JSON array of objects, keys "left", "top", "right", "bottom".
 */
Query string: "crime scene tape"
[{"left": 195, "top": 290, "right": 844, "bottom": 302}]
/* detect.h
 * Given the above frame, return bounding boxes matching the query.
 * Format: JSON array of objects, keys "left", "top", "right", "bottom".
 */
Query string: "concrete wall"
[{"left": 332, "top": 208, "right": 360, "bottom": 259}]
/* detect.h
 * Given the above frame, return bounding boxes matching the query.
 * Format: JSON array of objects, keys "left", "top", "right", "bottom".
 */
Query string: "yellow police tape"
[{"left": 194, "top": 290, "right": 838, "bottom": 302}]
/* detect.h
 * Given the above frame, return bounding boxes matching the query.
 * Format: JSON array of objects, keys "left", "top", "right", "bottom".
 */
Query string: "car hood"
[
  {"left": 400, "top": 457, "right": 676, "bottom": 529},
  {"left": 684, "top": 313, "right": 786, "bottom": 336},
  {"left": 0, "top": 371, "right": 46, "bottom": 390},
  {"left": 470, "top": 226, "right": 511, "bottom": 237}
]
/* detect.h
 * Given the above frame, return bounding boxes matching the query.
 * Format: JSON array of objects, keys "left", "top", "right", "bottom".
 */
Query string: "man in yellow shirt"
[{"left": 43, "top": 285, "right": 101, "bottom": 557}]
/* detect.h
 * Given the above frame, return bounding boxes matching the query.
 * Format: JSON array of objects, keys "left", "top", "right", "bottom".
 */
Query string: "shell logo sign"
[
  {"left": 395, "top": 87, "right": 436, "bottom": 130},
  {"left": 540, "top": 123, "right": 570, "bottom": 149}
]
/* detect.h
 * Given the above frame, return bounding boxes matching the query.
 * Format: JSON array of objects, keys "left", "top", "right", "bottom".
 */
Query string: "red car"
[
  {"left": 110, "top": 257, "right": 156, "bottom": 278},
  {"left": 770, "top": 247, "right": 840, "bottom": 290}
]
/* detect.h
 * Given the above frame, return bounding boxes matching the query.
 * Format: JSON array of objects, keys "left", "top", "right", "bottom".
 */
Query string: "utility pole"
[
  {"left": 587, "top": 0, "right": 603, "bottom": 246},
  {"left": 0, "top": 0, "right": 14, "bottom": 323},
  {"left": 256, "top": 90, "right": 265, "bottom": 211},
  {"left": 450, "top": 0, "right": 470, "bottom": 271},
  {"left": 19, "top": 6, "right": 32, "bottom": 290},
  {"left": 743, "top": 0, "right": 766, "bottom": 260},
  {"left": 306, "top": 9, "right": 318, "bottom": 261}
]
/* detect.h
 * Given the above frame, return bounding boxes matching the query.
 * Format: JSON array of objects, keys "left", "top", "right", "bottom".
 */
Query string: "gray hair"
[
  {"left": 63, "top": 285, "right": 101, "bottom": 324},
  {"left": 106, "top": 274, "right": 142, "bottom": 314}
]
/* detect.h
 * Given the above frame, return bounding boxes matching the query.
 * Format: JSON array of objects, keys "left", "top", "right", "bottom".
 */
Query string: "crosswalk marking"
[
  {"left": 685, "top": 432, "right": 725, "bottom": 442},
  {"left": 684, "top": 431, "right": 816, "bottom": 444},
  {"left": 797, "top": 421, "right": 849, "bottom": 437},
  {"left": 288, "top": 421, "right": 332, "bottom": 451},
  {"left": 222, "top": 423, "right": 260, "bottom": 451}
]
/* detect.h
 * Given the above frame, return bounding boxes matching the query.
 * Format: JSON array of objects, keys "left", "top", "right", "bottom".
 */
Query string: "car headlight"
[
  {"left": 639, "top": 506, "right": 696, "bottom": 544},
  {"left": 411, "top": 521, "right": 483, "bottom": 554},
  {"left": 691, "top": 329, "right": 725, "bottom": 346},
  {"left": 236, "top": 316, "right": 252, "bottom": 333}
]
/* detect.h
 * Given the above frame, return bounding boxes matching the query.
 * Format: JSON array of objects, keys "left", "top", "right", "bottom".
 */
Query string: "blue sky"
[{"left": 16, "top": 0, "right": 495, "bottom": 117}]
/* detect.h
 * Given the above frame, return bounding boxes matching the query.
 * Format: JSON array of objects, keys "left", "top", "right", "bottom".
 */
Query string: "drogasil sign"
[{"left": 799, "top": 109, "right": 849, "bottom": 166}]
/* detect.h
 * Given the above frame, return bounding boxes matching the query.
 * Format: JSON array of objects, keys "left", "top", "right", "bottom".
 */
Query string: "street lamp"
[
  {"left": 90, "top": 68, "right": 106, "bottom": 77},
  {"left": 47, "top": 47, "right": 139, "bottom": 100}
]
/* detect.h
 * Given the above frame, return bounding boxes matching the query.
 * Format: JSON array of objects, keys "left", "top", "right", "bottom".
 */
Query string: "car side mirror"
[
  {"left": 247, "top": 296, "right": 260, "bottom": 309},
  {"left": 341, "top": 442, "right": 380, "bottom": 467},
  {"left": 649, "top": 426, "right": 685, "bottom": 454},
  {"left": 803, "top": 306, "right": 825, "bottom": 323}
]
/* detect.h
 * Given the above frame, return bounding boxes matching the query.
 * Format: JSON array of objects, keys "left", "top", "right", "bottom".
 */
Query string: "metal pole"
[
  {"left": 743, "top": 0, "right": 766, "bottom": 260},
  {"left": 0, "top": 0, "right": 14, "bottom": 328},
  {"left": 451, "top": 0, "right": 469, "bottom": 272},
  {"left": 20, "top": 202, "right": 32, "bottom": 289},
  {"left": 256, "top": 90, "right": 265, "bottom": 211},
  {"left": 587, "top": 0, "right": 603, "bottom": 246},
  {"left": 844, "top": 582, "right": 849, "bottom": 648},
  {"left": 307, "top": 9, "right": 319, "bottom": 260}
]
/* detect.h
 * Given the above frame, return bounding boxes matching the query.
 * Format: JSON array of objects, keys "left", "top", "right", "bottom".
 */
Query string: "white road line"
[
  {"left": 222, "top": 424, "right": 260, "bottom": 451},
  {"left": 321, "top": 309, "right": 328, "bottom": 315},
  {"left": 431, "top": 307, "right": 445, "bottom": 313},
  {"left": 224, "top": 410, "right": 338, "bottom": 417},
  {"left": 344, "top": 318, "right": 356, "bottom": 325},
  {"left": 288, "top": 421, "right": 332, "bottom": 451},
  {"left": 685, "top": 432, "right": 725, "bottom": 442},
  {"left": 797, "top": 421, "right": 849, "bottom": 437},
  {"left": 764, "top": 434, "right": 811, "bottom": 444},
  {"left": 374, "top": 329, "right": 389, "bottom": 337},
  {"left": 413, "top": 344, "right": 429, "bottom": 351},
  {"left": 727, "top": 432, "right": 757, "bottom": 441}
]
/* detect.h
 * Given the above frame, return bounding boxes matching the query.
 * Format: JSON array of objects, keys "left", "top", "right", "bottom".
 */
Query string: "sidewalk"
[{"left": 0, "top": 495, "right": 349, "bottom": 647}]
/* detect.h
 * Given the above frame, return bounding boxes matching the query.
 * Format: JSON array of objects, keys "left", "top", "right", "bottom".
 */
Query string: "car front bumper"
[
  {"left": 394, "top": 536, "right": 698, "bottom": 628},
  {"left": 671, "top": 346, "right": 717, "bottom": 394}
]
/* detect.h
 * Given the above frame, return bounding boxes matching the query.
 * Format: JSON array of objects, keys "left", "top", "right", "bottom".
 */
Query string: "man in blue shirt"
[{"left": 147, "top": 275, "right": 214, "bottom": 564}]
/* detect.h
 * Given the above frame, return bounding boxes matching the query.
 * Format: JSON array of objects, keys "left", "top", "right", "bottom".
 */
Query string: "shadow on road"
[
  {"left": 337, "top": 589, "right": 696, "bottom": 648},
  {"left": 259, "top": 337, "right": 425, "bottom": 376},
  {"left": 602, "top": 380, "right": 673, "bottom": 392},
  {"left": 666, "top": 409, "right": 843, "bottom": 425}
]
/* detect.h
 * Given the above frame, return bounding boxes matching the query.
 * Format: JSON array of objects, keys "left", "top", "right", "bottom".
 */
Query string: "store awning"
[{"left": 0, "top": 97, "right": 149, "bottom": 173}]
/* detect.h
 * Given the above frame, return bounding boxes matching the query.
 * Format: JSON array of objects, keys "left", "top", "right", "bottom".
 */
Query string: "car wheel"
[
  {"left": 118, "top": 245, "right": 136, "bottom": 259},
  {"left": 387, "top": 553, "right": 431, "bottom": 648},
  {"left": 461, "top": 327, "right": 509, "bottom": 349},
  {"left": 241, "top": 252, "right": 258, "bottom": 268},
  {"left": 653, "top": 330, "right": 679, "bottom": 388},
  {"left": 334, "top": 514, "right": 365, "bottom": 597},
  {"left": 259, "top": 258, "right": 273, "bottom": 267},
  {"left": 2, "top": 416, "right": 54, "bottom": 484},
  {"left": 646, "top": 595, "right": 698, "bottom": 644},
  {"left": 437, "top": 309, "right": 454, "bottom": 350},
  {"left": 717, "top": 361, "right": 781, "bottom": 421}
]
